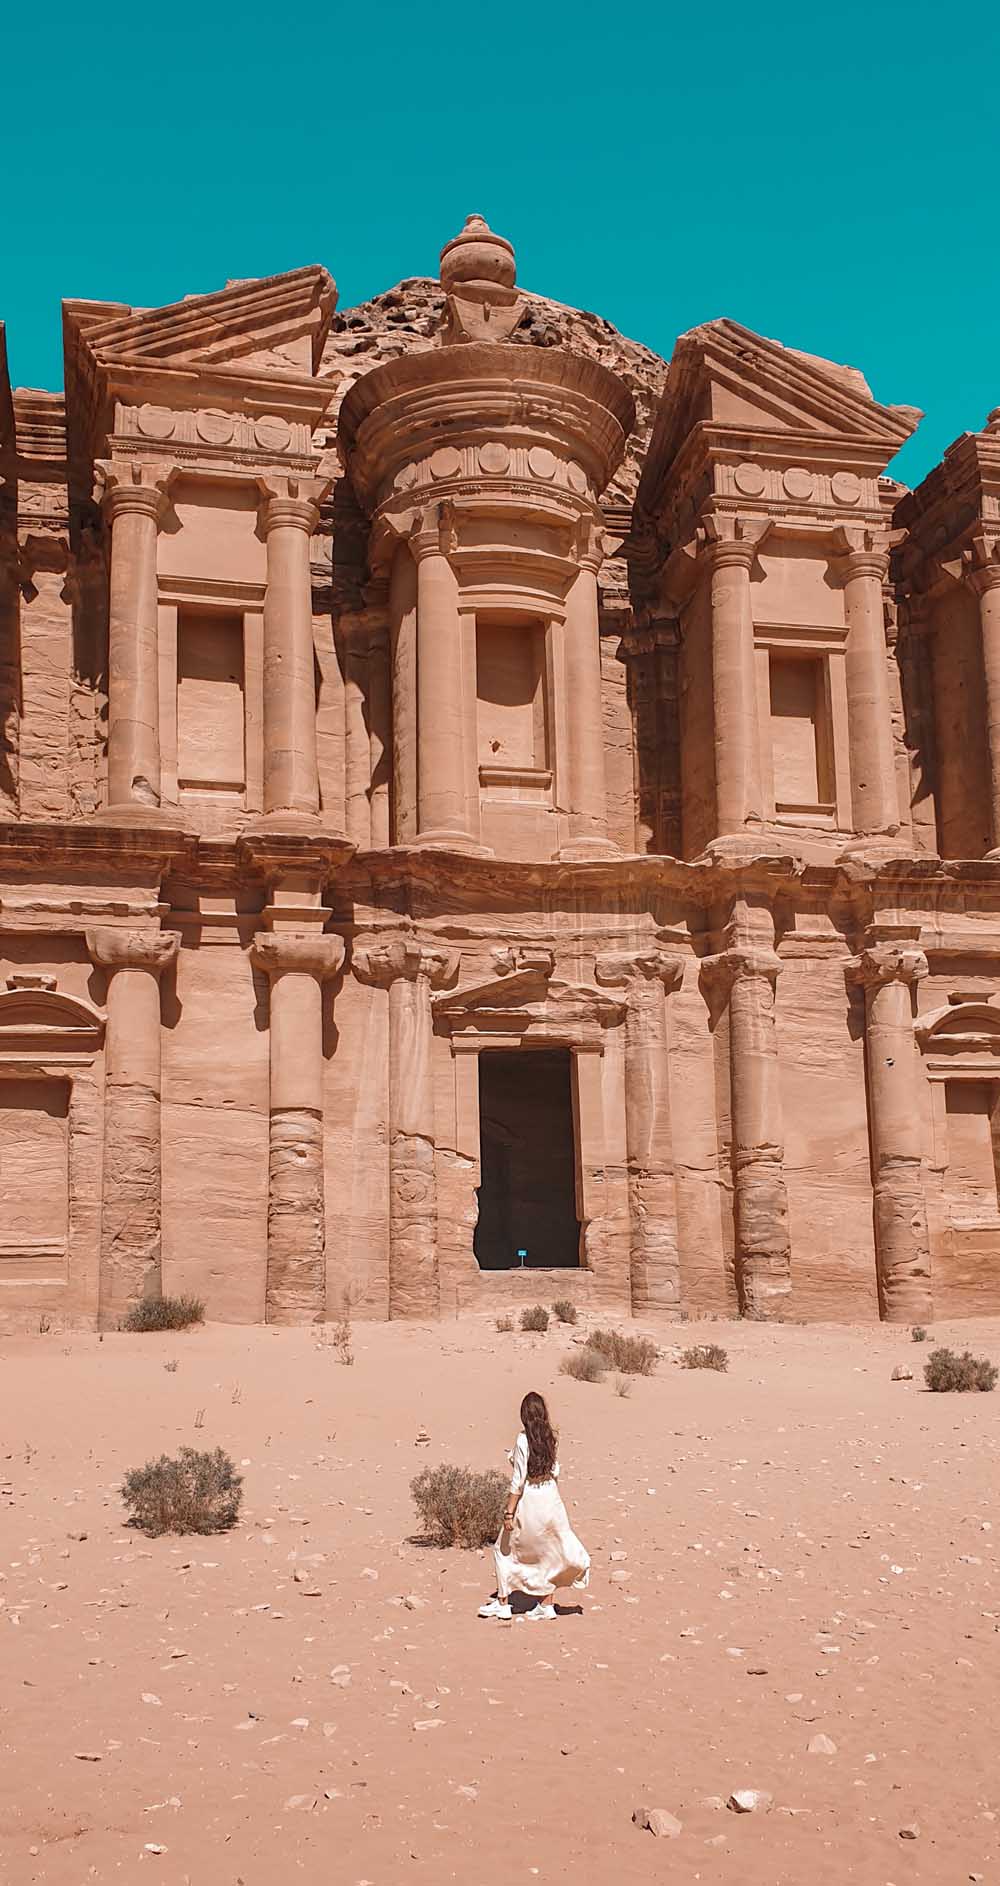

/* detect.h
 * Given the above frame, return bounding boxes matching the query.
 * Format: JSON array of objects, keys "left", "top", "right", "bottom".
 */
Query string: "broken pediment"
[
  {"left": 434, "top": 972, "right": 624, "bottom": 1034},
  {"left": 639, "top": 317, "right": 921, "bottom": 510},
  {"left": 0, "top": 984, "right": 105, "bottom": 1054}
]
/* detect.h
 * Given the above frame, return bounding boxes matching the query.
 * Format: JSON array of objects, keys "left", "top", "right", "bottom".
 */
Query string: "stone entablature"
[{"left": 5, "top": 218, "right": 1000, "bottom": 1329}]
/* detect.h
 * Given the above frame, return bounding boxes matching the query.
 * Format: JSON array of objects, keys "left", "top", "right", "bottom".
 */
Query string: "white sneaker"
[
  {"left": 523, "top": 1602, "right": 556, "bottom": 1622},
  {"left": 478, "top": 1598, "right": 512, "bottom": 1619}
]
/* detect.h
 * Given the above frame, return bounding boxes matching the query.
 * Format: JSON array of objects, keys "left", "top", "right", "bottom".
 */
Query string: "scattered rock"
[
  {"left": 74, "top": 1751, "right": 102, "bottom": 1761},
  {"left": 899, "top": 1824, "right": 920, "bottom": 1840},
  {"left": 283, "top": 1795, "right": 317, "bottom": 1812},
  {"left": 892, "top": 1366, "right": 914, "bottom": 1382},
  {"left": 633, "top": 1806, "right": 682, "bottom": 1838},
  {"left": 807, "top": 1734, "right": 838, "bottom": 1755},
  {"left": 728, "top": 1790, "right": 773, "bottom": 1814}
]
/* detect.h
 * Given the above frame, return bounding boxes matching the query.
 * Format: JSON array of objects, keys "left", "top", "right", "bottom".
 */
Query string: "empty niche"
[
  {"left": 177, "top": 609, "right": 246, "bottom": 796},
  {"left": 0, "top": 1077, "right": 70, "bottom": 1280},
  {"left": 476, "top": 616, "right": 549, "bottom": 789},
  {"left": 945, "top": 1080, "right": 1000, "bottom": 1215},
  {"left": 768, "top": 653, "right": 834, "bottom": 817}
]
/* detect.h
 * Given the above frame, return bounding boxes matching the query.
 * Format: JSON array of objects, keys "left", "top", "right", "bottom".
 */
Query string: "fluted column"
[
  {"left": 250, "top": 931, "right": 344, "bottom": 1322},
  {"left": 969, "top": 558, "right": 1000, "bottom": 857},
  {"left": 259, "top": 488, "right": 324, "bottom": 819},
  {"left": 702, "top": 932, "right": 791, "bottom": 1317},
  {"left": 102, "top": 475, "right": 167, "bottom": 811},
  {"left": 706, "top": 532, "right": 764, "bottom": 836},
  {"left": 86, "top": 926, "right": 179, "bottom": 1325},
  {"left": 596, "top": 947, "right": 685, "bottom": 1312},
  {"left": 837, "top": 532, "right": 898, "bottom": 835},
  {"left": 412, "top": 520, "right": 478, "bottom": 849},
  {"left": 560, "top": 540, "right": 616, "bottom": 858},
  {"left": 852, "top": 944, "right": 932, "bottom": 1322},
  {"left": 354, "top": 938, "right": 457, "bottom": 1318}
]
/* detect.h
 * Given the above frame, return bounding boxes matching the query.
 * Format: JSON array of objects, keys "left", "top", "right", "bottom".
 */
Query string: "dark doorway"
[{"left": 474, "top": 1049, "right": 581, "bottom": 1270}]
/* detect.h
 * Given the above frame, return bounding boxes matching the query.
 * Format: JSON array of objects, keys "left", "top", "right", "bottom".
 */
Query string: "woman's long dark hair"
[{"left": 521, "top": 1391, "right": 557, "bottom": 1482}]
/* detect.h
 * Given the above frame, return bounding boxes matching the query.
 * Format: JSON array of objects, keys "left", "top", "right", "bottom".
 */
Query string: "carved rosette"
[{"left": 354, "top": 937, "right": 458, "bottom": 1320}]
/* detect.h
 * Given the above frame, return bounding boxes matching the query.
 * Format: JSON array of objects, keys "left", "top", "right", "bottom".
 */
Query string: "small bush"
[
  {"left": 552, "top": 1299, "right": 578, "bottom": 1325},
  {"left": 924, "top": 1347, "right": 997, "bottom": 1393},
  {"left": 680, "top": 1343, "right": 729, "bottom": 1372},
  {"left": 410, "top": 1464, "right": 507, "bottom": 1548},
  {"left": 122, "top": 1295, "right": 205, "bottom": 1334},
  {"left": 495, "top": 1315, "right": 513, "bottom": 1333},
  {"left": 521, "top": 1305, "right": 549, "bottom": 1333},
  {"left": 614, "top": 1375, "right": 632, "bottom": 1398},
  {"left": 911, "top": 1325, "right": 928, "bottom": 1343},
  {"left": 122, "top": 1446, "right": 242, "bottom": 1537},
  {"left": 560, "top": 1347, "right": 605, "bottom": 1383},
  {"left": 163, "top": 1359, "right": 178, "bottom": 1373},
  {"left": 586, "top": 1328, "right": 658, "bottom": 1375}
]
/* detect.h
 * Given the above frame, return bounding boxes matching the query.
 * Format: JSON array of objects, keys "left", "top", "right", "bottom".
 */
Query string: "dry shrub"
[
  {"left": 911, "top": 1325, "right": 928, "bottom": 1343},
  {"left": 122, "top": 1295, "right": 205, "bottom": 1334},
  {"left": 680, "top": 1343, "right": 729, "bottom": 1372},
  {"left": 122, "top": 1447, "right": 242, "bottom": 1537},
  {"left": 924, "top": 1347, "right": 997, "bottom": 1393},
  {"left": 552, "top": 1299, "right": 578, "bottom": 1325},
  {"left": 410, "top": 1464, "right": 507, "bottom": 1548},
  {"left": 521, "top": 1305, "right": 549, "bottom": 1333},
  {"left": 586, "top": 1328, "right": 658, "bottom": 1375},
  {"left": 614, "top": 1375, "right": 632, "bottom": 1398},
  {"left": 495, "top": 1315, "right": 514, "bottom": 1333},
  {"left": 560, "top": 1347, "right": 605, "bottom": 1383}
]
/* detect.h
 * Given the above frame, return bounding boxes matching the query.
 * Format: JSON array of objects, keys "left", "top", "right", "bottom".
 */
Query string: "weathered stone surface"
[{"left": 2, "top": 220, "right": 1000, "bottom": 1327}]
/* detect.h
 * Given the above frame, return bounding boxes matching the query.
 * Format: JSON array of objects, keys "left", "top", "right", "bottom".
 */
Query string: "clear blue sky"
[{"left": 2, "top": 0, "right": 997, "bottom": 487}]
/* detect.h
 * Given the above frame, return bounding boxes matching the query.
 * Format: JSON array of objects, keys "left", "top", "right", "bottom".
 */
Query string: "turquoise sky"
[{"left": 2, "top": 0, "right": 997, "bottom": 488}]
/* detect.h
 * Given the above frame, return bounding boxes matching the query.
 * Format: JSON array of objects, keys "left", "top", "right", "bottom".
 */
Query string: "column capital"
[
  {"left": 258, "top": 493, "right": 323, "bottom": 538},
  {"left": 86, "top": 926, "right": 179, "bottom": 975},
  {"left": 701, "top": 515, "right": 766, "bottom": 574},
  {"left": 850, "top": 942, "right": 928, "bottom": 994},
  {"left": 99, "top": 472, "right": 169, "bottom": 528},
  {"left": 968, "top": 547, "right": 1000, "bottom": 598},
  {"left": 250, "top": 931, "right": 345, "bottom": 980},
  {"left": 353, "top": 935, "right": 458, "bottom": 990},
  {"left": 700, "top": 945, "right": 782, "bottom": 994},
  {"left": 595, "top": 946, "right": 685, "bottom": 992}
]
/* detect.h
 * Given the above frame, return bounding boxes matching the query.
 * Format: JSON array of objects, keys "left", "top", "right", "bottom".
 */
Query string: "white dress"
[{"left": 494, "top": 1431, "right": 591, "bottom": 1601}]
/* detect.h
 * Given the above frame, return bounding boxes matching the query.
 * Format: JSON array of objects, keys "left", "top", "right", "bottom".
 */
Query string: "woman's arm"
[{"left": 503, "top": 1434, "right": 527, "bottom": 1529}]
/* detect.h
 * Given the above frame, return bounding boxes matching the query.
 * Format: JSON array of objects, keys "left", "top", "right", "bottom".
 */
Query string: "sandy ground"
[{"left": 1, "top": 1311, "right": 999, "bottom": 1886}]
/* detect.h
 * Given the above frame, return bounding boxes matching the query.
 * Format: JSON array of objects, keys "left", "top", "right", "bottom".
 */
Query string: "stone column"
[
  {"left": 389, "top": 541, "right": 418, "bottom": 843},
  {"left": 250, "top": 932, "right": 344, "bottom": 1323},
  {"left": 596, "top": 947, "right": 685, "bottom": 1313},
  {"left": 354, "top": 937, "right": 457, "bottom": 1318},
  {"left": 702, "top": 931, "right": 791, "bottom": 1317},
  {"left": 368, "top": 625, "right": 392, "bottom": 848},
  {"left": 838, "top": 533, "right": 898, "bottom": 835},
  {"left": 259, "top": 489, "right": 323, "bottom": 819},
  {"left": 852, "top": 944, "right": 932, "bottom": 1323},
  {"left": 342, "top": 620, "right": 371, "bottom": 846},
  {"left": 969, "top": 559, "right": 1000, "bottom": 857},
  {"left": 102, "top": 475, "right": 167, "bottom": 811},
  {"left": 86, "top": 926, "right": 179, "bottom": 1325},
  {"left": 412, "top": 519, "right": 478, "bottom": 849},
  {"left": 706, "top": 533, "right": 764, "bottom": 836},
  {"left": 560, "top": 544, "right": 615, "bottom": 857}
]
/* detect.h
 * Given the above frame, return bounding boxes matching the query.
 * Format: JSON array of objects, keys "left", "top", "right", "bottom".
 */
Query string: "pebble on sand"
[
  {"left": 632, "top": 1806, "right": 682, "bottom": 1838},
  {"left": 728, "top": 1790, "right": 774, "bottom": 1814},
  {"left": 807, "top": 1734, "right": 838, "bottom": 1755}
]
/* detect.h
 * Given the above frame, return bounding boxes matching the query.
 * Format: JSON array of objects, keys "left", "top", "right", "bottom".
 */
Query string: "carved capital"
[
  {"left": 850, "top": 944, "right": 929, "bottom": 994},
  {"left": 492, "top": 946, "right": 555, "bottom": 978},
  {"left": 595, "top": 947, "right": 685, "bottom": 992},
  {"left": 250, "top": 932, "right": 345, "bottom": 981},
  {"left": 99, "top": 472, "right": 169, "bottom": 529},
  {"left": 258, "top": 494, "right": 322, "bottom": 538},
  {"left": 86, "top": 927, "right": 179, "bottom": 975},
  {"left": 353, "top": 937, "right": 458, "bottom": 991},
  {"left": 968, "top": 542, "right": 1000, "bottom": 599},
  {"left": 700, "top": 946, "right": 782, "bottom": 995}
]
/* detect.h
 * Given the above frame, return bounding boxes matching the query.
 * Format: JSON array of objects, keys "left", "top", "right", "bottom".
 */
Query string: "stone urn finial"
[
  {"left": 986, "top": 407, "right": 1000, "bottom": 434},
  {"left": 438, "top": 213, "right": 522, "bottom": 344}
]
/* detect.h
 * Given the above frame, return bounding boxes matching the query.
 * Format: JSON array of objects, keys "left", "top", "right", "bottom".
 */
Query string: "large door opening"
[{"left": 474, "top": 1049, "right": 581, "bottom": 1270}]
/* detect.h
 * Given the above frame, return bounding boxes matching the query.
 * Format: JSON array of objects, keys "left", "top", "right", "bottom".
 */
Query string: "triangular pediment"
[
  {"left": 65, "top": 266, "right": 336, "bottom": 379},
  {"left": 640, "top": 317, "right": 921, "bottom": 507}
]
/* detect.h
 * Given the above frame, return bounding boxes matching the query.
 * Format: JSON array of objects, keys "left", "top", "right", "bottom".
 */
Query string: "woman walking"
[{"left": 479, "top": 1391, "right": 590, "bottom": 1621}]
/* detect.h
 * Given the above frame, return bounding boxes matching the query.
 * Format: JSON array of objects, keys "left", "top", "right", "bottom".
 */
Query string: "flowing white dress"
[{"left": 493, "top": 1431, "right": 591, "bottom": 1601}]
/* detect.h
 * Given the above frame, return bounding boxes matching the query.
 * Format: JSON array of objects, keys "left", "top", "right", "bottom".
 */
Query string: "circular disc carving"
[
  {"left": 478, "top": 442, "right": 510, "bottom": 474},
  {"left": 734, "top": 461, "right": 766, "bottom": 497},
  {"left": 567, "top": 460, "right": 589, "bottom": 494},
  {"left": 527, "top": 445, "right": 557, "bottom": 480},
  {"left": 831, "top": 470, "right": 862, "bottom": 506},
  {"left": 394, "top": 461, "right": 418, "bottom": 492},
  {"left": 255, "top": 414, "right": 292, "bottom": 451},
  {"left": 783, "top": 466, "right": 814, "bottom": 500},
  {"left": 429, "top": 447, "right": 462, "bottom": 480},
  {"left": 137, "top": 404, "right": 174, "bottom": 440},
  {"left": 196, "top": 409, "right": 235, "bottom": 445}
]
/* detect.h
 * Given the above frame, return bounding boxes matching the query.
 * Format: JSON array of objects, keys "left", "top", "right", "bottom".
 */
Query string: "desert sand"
[{"left": 2, "top": 1312, "right": 998, "bottom": 1884}]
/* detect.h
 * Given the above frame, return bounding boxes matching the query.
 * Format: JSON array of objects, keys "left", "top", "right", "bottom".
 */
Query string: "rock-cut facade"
[{"left": 2, "top": 215, "right": 1000, "bottom": 1328}]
